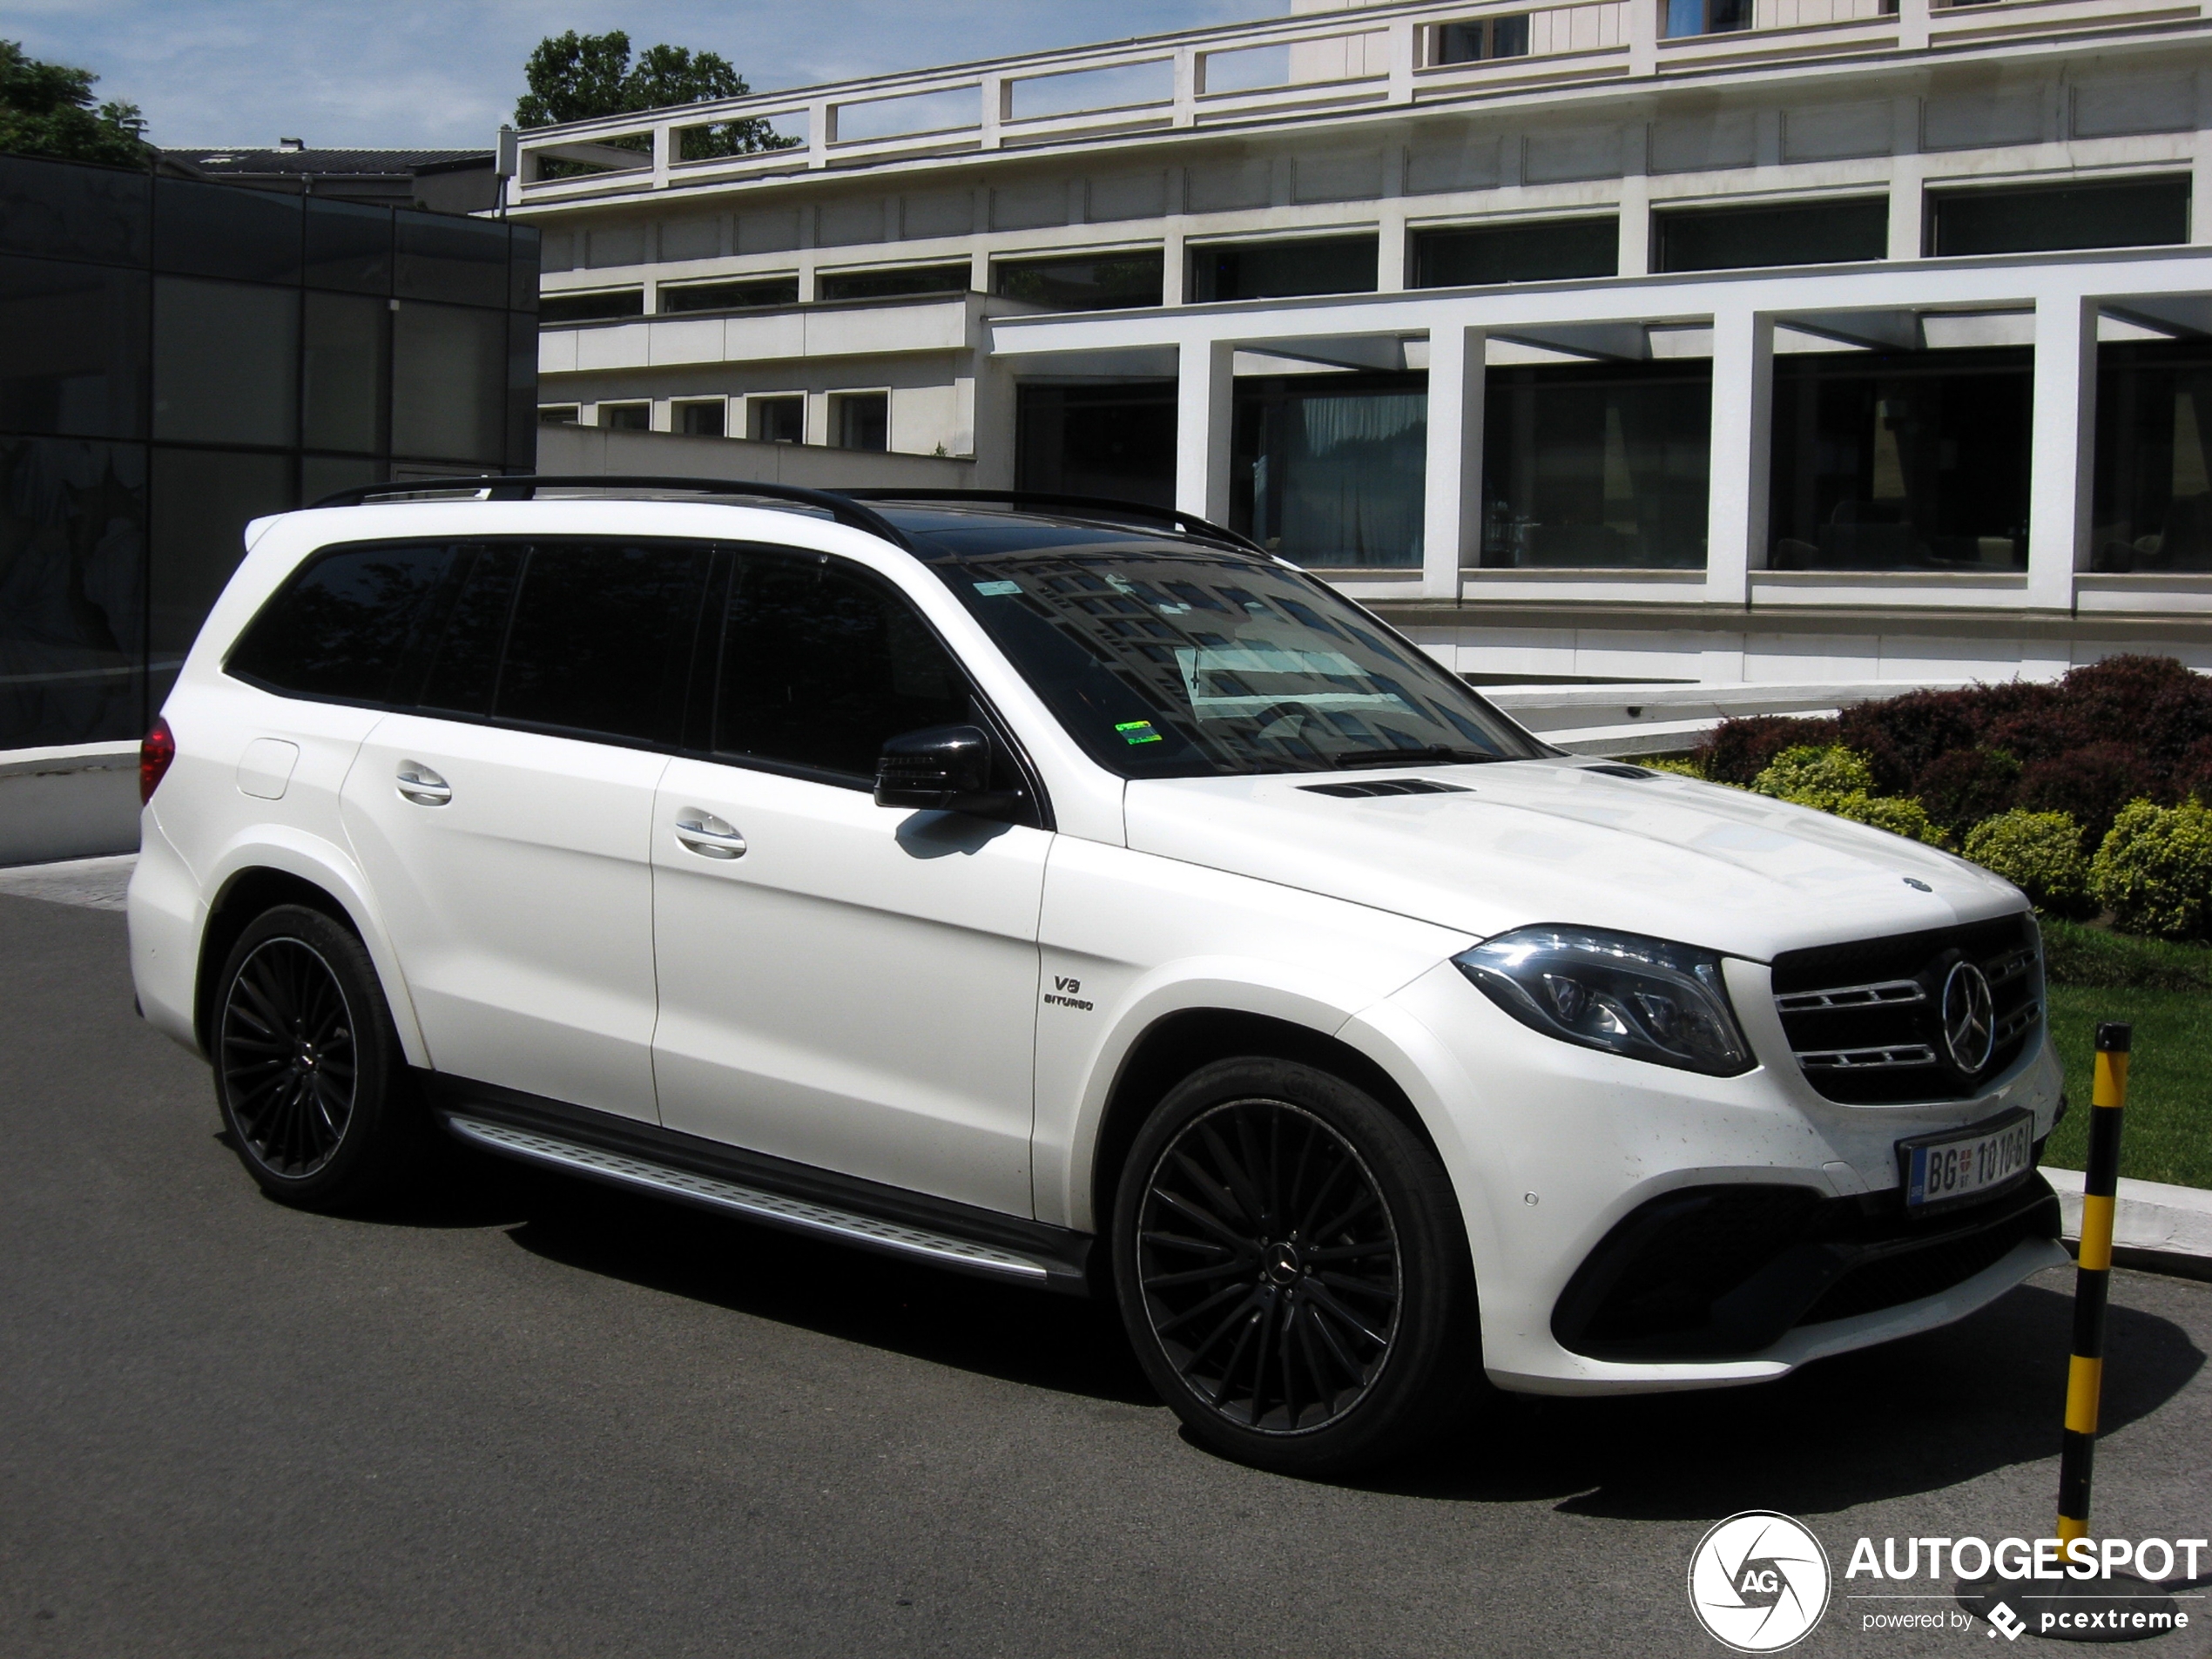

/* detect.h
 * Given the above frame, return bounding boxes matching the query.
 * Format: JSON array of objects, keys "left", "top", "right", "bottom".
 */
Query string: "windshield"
[{"left": 894, "top": 511, "right": 1546, "bottom": 779}]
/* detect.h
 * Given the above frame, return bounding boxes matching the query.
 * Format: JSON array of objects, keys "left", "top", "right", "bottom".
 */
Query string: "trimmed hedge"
[
  {"left": 1961, "top": 810, "right": 2092, "bottom": 918},
  {"left": 2092, "top": 799, "right": 2212, "bottom": 941}
]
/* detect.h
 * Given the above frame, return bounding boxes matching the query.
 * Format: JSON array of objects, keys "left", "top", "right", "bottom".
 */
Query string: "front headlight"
[{"left": 1453, "top": 926, "right": 1753, "bottom": 1076}]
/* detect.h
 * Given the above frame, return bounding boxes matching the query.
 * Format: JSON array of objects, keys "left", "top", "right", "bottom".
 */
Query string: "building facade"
[{"left": 518, "top": 0, "right": 2209, "bottom": 690}]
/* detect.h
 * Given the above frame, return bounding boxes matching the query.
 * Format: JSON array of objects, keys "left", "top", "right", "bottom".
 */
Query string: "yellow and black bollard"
[{"left": 2056, "top": 1021, "right": 2128, "bottom": 1544}]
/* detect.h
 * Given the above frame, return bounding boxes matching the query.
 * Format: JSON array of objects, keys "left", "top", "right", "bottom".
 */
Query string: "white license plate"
[{"left": 1901, "top": 1113, "right": 2033, "bottom": 1211}]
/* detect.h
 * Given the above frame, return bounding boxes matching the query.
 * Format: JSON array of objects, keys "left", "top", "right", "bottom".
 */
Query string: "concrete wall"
[
  {"left": 1, "top": 744, "right": 139, "bottom": 867},
  {"left": 536, "top": 421, "right": 977, "bottom": 489}
]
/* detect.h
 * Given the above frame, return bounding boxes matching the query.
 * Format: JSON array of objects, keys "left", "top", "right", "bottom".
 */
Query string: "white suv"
[{"left": 128, "top": 480, "right": 2067, "bottom": 1474}]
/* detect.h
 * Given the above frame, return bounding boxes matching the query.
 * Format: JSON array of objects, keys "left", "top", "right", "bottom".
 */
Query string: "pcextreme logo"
[{"left": 1689, "top": 1511, "right": 1833, "bottom": 1653}]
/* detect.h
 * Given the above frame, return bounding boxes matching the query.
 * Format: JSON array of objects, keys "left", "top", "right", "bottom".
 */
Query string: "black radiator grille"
[{"left": 1771, "top": 914, "right": 2042, "bottom": 1104}]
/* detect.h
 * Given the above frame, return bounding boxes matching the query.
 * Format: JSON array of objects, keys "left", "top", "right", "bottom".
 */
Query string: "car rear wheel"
[
  {"left": 1111, "top": 1057, "right": 1480, "bottom": 1475},
  {"left": 213, "top": 904, "right": 422, "bottom": 1211}
]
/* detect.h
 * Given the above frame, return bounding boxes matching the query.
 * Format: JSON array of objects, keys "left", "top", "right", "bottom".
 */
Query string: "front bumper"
[{"left": 1347, "top": 954, "right": 2067, "bottom": 1396}]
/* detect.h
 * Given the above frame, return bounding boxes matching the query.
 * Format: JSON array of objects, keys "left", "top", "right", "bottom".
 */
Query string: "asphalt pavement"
[{"left": 3, "top": 889, "right": 2209, "bottom": 1659}]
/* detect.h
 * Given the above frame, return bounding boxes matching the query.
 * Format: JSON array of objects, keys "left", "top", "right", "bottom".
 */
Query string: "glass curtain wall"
[
  {"left": 2094, "top": 339, "right": 2212, "bottom": 572},
  {"left": 1479, "top": 361, "right": 1711, "bottom": 569},
  {"left": 1231, "top": 374, "right": 1426, "bottom": 569},
  {"left": 1767, "top": 347, "right": 2031, "bottom": 570},
  {"left": 1015, "top": 382, "right": 1177, "bottom": 507},
  {"left": 0, "top": 152, "right": 539, "bottom": 751}
]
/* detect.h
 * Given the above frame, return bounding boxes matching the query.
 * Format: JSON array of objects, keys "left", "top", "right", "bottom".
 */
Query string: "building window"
[
  {"left": 674, "top": 399, "right": 726, "bottom": 437},
  {"left": 1413, "top": 219, "right": 1617, "bottom": 288},
  {"left": 1015, "top": 381, "right": 1177, "bottom": 507},
  {"left": 658, "top": 277, "right": 799, "bottom": 314},
  {"left": 538, "top": 406, "right": 580, "bottom": 424},
  {"left": 1768, "top": 347, "right": 2030, "bottom": 571},
  {"left": 748, "top": 395, "right": 805, "bottom": 444},
  {"left": 1232, "top": 374, "right": 1427, "bottom": 569},
  {"left": 1434, "top": 16, "right": 1530, "bottom": 63},
  {"left": 2094, "top": 339, "right": 2212, "bottom": 573},
  {"left": 1653, "top": 199, "right": 1888, "bottom": 273},
  {"left": 816, "top": 265, "right": 968, "bottom": 304},
  {"left": 537, "top": 289, "right": 644, "bottom": 326},
  {"left": 1927, "top": 178, "right": 2190, "bottom": 259},
  {"left": 599, "top": 402, "right": 650, "bottom": 431},
  {"left": 995, "top": 252, "right": 1164, "bottom": 313},
  {"left": 831, "top": 391, "right": 889, "bottom": 451},
  {"left": 1190, "top": 236, "right": 1379, "bottom": 304},
  {"left": 1481, "top": 361, "right": 1712, "bottom": 570},
  {"left": 1662, "top": 0, "right": 1751, "bottom": 37}
]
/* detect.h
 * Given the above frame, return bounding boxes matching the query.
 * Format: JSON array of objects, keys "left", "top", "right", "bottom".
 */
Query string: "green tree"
[
  {"left": 516, "top": 30, "right": 796, "bottom": 163},
  {"left": 0, "top": 40, "right": 149, "bottom": 166}
]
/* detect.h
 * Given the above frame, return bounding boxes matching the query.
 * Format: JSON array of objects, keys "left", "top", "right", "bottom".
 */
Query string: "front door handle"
[
  {"left": 674, "top": 807, "right": 746, "bottom": 860},
  {"left": 397, "top": 761, "right": 451, "bottom": 806}
]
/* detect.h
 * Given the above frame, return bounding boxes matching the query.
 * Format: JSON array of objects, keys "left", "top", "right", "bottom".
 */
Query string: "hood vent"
[
  {"left": 1582, "top": 764, "right": 1656, "bottom": 779},
  {"left": 1300, "top": 778, "right": 1473, "bottom": 799}
]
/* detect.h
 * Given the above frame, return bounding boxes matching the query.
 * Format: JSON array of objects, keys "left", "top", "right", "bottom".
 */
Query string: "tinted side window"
[
  {"left": 227, "top": 542, "right": 453, "bottom": 703},
  {"left": 416, "top": 544, "right": 520, "bottom": 717},
  {"left": 715, "top": 552, "right": 970, "bottom": 779},
  {"left": 494, "top": 542, "right": 704, "bottom": 742}
]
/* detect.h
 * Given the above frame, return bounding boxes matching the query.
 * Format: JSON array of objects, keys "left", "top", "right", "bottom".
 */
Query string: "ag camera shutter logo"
[{"left": 1688, "top": 1511, "right": 1832, "bottom": 1652}]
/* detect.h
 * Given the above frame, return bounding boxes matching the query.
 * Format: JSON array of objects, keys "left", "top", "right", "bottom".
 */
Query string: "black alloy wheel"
[
  {"left": 1135, "top": 1099, "right": 1401, "bottom": 1435},
  {"left": 221, "top": 934, "right": 358, "bottom": 1177},
  {"left": 212, "top": 903, "right": 424, "bottom": 1210},
  {"left": 1113, "top": 1057, "right": 1480, "bottom": 1475}
]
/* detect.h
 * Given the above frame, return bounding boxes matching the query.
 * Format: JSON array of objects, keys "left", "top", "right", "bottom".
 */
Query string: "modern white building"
[{"left": 515, "top": 0, "right": 2212, "bottom": 696}]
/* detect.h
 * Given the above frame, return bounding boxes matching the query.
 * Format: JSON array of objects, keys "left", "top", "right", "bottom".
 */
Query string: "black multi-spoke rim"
[
  {"left": 1136, "top": 1099, "right": 1400, "bottom": 1435},
  {"left": 219, "top": 937, "right": 357, "bottom": 1179}
]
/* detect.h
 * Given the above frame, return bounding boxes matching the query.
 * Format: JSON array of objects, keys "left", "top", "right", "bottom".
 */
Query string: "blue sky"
[{"left": 6, "top": 1, "right": 1278, "bottom": 152}]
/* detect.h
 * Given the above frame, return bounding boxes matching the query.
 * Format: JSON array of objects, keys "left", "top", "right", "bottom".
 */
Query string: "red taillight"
[{"left": 140, "top": 717, "right": 176, "bottom": 804}]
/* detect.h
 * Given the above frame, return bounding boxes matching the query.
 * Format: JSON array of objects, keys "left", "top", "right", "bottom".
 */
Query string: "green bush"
[
  {"left": 1750, "top": 745, "right": 1876, "bottom": 800},
  {"left": 1961, "top": 810, "right": 2092, "bottom": 917},
  {"left": 1825, "top": 792, "right": 1945, "bottom": 845},
  {"left": 1641, "top": 756, "right": 1706, "bottom": 779},
  {"left": 2092, "top": 799, "right": 2212, "bottom": 941}
]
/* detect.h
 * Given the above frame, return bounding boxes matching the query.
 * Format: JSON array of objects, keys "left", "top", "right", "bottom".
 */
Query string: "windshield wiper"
[{"left": 1326, "top": 745, "right": 1502, "bottom": 769}]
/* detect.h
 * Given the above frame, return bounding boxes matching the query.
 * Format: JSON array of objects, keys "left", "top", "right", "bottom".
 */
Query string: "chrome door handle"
[
  {"left": 397, "top": 761, "right": 451, "bottom": 806},
  {"left": 674, "top": 808, "right": 746, "bottom": 860}
]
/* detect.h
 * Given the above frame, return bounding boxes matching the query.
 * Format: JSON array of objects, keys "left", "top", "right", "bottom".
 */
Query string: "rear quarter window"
[{"left": 226, "top": 541, "right": 455, "bottom": 705}]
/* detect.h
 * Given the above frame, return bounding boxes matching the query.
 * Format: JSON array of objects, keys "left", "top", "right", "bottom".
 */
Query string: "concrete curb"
[{"left": 2041, "top": 1166, "right": 2212, "bottom": 1284}]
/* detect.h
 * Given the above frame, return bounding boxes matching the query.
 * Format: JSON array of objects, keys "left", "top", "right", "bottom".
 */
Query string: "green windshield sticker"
[
  {"left": 973, "top": 580, "right": 1022, "bottom": 597},
  {"left": 1114, "top": 720, "right": 1163, "bottom": 745}
]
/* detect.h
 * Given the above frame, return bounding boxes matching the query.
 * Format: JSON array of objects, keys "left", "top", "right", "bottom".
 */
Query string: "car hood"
[{"left": 1122, "top": 758, "right": 2025, "bottom": 961}]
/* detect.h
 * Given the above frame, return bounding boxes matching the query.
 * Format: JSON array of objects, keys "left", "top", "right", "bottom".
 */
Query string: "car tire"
[
  {"left": 212, "top": 903, "right": 425, "bottom": 1211},
  {"left": 1110, "top": 1056, "right": 1480, "bottom": 1476}
]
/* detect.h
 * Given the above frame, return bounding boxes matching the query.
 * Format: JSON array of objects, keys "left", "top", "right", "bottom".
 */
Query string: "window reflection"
[
  {"left": 2094, "top": 341, "right": 2212, "bottom": 573},
  {"left": 1233, "top": 375, "right": 1426, "bottom": 570}
]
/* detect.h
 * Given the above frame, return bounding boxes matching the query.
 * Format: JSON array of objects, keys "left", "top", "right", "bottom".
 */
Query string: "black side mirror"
[{"left": 875, "top": 725, "right": 1022, "bottom": 817}]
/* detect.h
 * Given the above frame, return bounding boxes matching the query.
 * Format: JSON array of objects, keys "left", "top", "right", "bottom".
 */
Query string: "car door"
[
  {"left": 341, "top": 537, "right": 708, "bottom": 1123},
  {"left": 650, "top": 544, "right": 1049, "bottom": 1216}
]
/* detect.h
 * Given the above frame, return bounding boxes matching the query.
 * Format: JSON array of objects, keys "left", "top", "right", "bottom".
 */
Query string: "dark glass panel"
[
  {"left": 1231, "top": 374, "right": 1426, "bottom": 568},
  {"left": 1929, "top": 179, "right": 2190, "bottom": 258},
  {"left": 1437, "top": 16, "right": 1529, "bottom": 61},
  {"left": 300, "top": 455, "right": 381, "bottom": 506},
  {"left": 509, "top": 224, "right": 541, "bottom": 312},
  {"left": 676, "top": 401, "right": 725, "bottom": 437},
  {"left": 1015, "top": 381, "right": 1176, "bottom": 508},
  {"left": 1768, "top": 347, "right": 2030, "bottom": 571},
  {"left": 303, "top": 290, "right": 388, "bottom": 455},
  {"left": 0, "top": 154, "right": 149, "bottom": 267},
  {"left": 1664, "top": 0, "right": 1751, "bottom": 35},
  {"left": 748, "top": 396, "right": 804, "bottom": 443},
  {"left": 226, "top": 541, "right": 452, "bottom": 703},
  {"left": 0, "top": 437, "right": 146, "bottom": 748},
  {"left": 507, "top": 313, "right": 537, "bottom": 469},
  {"left": 1653, "top": 199, "right": 1887, "bottom": 272},
  {"left": 2092, "top": 339, "right": 2212, "bottom": 573},
  {"left": 416, "top": 544, "right": 520, "bottom": 716},
  {"left": 495, "top": 541, "right": 704, "bottom": 743},
  {"left": 816, "top": 265, "right": 968, "bottom": 303},
  {"left": 715, "top": 551, "right": 969, "bottom": 779},
  {"left": 391, "top": 302, "right": 505, "bottom": 463},
  {"left": 995, "top": 253, "right": 1164, "bottom": 312},
  {"left": 152, "top": 277, "right": 299, "bottom": 448},
  {"left": 536, "top": 289, "right": 644, "bottom": 325},
  {"left": 656, "top": 277, "right": 798, "bottom": 314},
  {"left": 1413, "top": 219, "right": 1617, "bottom": 287},
  {"left": 1480, "top": 361, "right": 1711, "bottom": 569},
  {"left": 153, "top": 178, "right": 302, "bottom": 284},
  {"left": 1190, "top": 236, "right": 1378, "bottom": 302},
  {"left": 0, "top": 255, "right": 148, "bottom": 440},
  {"left": 395, "top": 211, "right": 509, "bottom": 308},
  {"left": 833, "top": 393, "right": 887, "bottom": 451},
  {"left": 303, "top": 198, "right": 393, "bottom": 294},
  {"left": 147, "top": 446, "right": 295, "bottom": 658},
  {"left": 600, "top": 403, "right": 650, "bottom": 431}
]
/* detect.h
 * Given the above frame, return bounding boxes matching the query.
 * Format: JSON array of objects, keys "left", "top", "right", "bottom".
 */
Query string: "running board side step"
[{"left": 443, "top": 1112, "right": 1087, "bottom": 1292}]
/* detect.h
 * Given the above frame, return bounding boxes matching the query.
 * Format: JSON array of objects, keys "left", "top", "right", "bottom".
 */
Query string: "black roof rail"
[
  {"left": 837, "top": 489, "right": 1270, "bottom": 556},
  {"left": 307, "top": 474, "right": 917, "bottom": 550}
]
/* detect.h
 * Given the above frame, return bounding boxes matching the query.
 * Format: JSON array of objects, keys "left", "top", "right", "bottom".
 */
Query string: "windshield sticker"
[
  {"left": 973, "top": 580, "right": 1022, "bottom": 597},
  {"left": 1114, "top": 719, "right": 1164, "bottom": 745}
]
